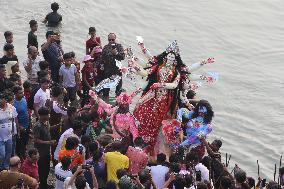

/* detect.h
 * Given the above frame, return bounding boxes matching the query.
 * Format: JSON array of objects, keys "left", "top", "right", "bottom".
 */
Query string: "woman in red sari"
[{"left": 132, "top": 41, "right": 186, "bottom": 154}]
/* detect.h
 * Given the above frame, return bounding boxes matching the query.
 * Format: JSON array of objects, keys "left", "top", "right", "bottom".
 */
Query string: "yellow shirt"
[{"left": 105, "top": 151, "right": 129, "bottom": 182}]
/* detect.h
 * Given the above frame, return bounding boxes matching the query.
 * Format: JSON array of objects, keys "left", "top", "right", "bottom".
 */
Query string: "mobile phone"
[
  {"left": 261, "top": 179, "right": 266, "bottom": 187},
  {"left": 111, "top": 44, "right": 116, "bottom": 49},
  {"left": 196, "top": 170, "right": 201, "bottom": 182},
  {"left": 82, "top": 164, "right": 92, "bottom": 170}
]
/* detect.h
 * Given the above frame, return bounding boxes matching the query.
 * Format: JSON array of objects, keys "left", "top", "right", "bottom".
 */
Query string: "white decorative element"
[
  {"left": 136, "top": 36, "right": 144, "bottom": 44},
  {"left": 94, "top": 75, "right": 121, "bottom": 92},
  {"left": 115, "top": 60, "right": 122, "bottom": 69},
  {"left": 166, "top": 40, "right": 180, "bottom": 55},
  {"left": 207, "top": 72, "right": 219, "bottom": 82}
]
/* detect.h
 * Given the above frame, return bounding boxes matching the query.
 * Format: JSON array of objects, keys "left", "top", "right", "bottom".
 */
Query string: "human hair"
[
  {"left": 39, "top": 76, "right": 49, "bottom": 84},
  {"left": 108, "top": 33, "right": 116, "bottom": 38},
  {"left": 212, "top": 139, "right": 222, "bottom": 150},
  {"left": 51, "top": 2, "right": 59, "bottom": 12},
  {"left": 63, "top": 52, "right": 72, "bottom": 60},
  {"left": 235, "top": 170, "right": 250, "bottom": 189},
  {"left": 93, "top": 148, "right": 103, "bottom": 162},
  {"left": 157, "top": 153, "right": 167, "bottom": 164},
  {"left": 143, "top": 51, "right": 186, "bottom": 114},
  {"left": 89, "top": 142, "right": 98, "bottom": 154},
  {"left": 37, "top": 71, "right": 49, "bottom": 82},
  {"left": 173, "top": 174, "right": 186, "bottom": 189},
  {"left": 38, "top": 106, "right": 50, "bottom": 116},
  {"left": 51, "top": 86, "right": 62, "bottom": 97},
  {"left": 247, "top": 177, "right": 255, "bottom": 188},
  {"left": 3, "top": 43, "right": 14, "bottom": 51},
  {"left": 46, "top": 31, "right": 54, "bottom": 39},
  {"left": 116, "top": 168, "right": 129, "bottom": 179},
  {"left": 185, "top": 152, "right": 199, "bottom": 164},
  {"left": 89, "top": 27, "right": 96, "bottom": 34},
  {"left": 197, "top": 182, "right": 208, "bottom": 189},
  {"left": 111, "top": 141, "right": 123, "bottom": 152},
  {"left": 12, "top": 85, "right": 22, "bottom": 95},
  {"left": 186, "top": 90, "right": 196, "bottom": 99},
  {"left": 170, "top": 163, "right": 181, "bottom": 173},
  {"left": 29, "top": 20, "right": 37, "bottom": 27},
  {"left": 9, "top": 74, "right": 20, "bottom": 82},
  {"left": 138, "top": 169, "right": 151, "bottom": 184},
  {"left": 69, "top": 51, "right": 75, "bottom": 58},
  {"left": 23, "top": 80, "right": 31, "bottom": 90},
  {"left": 184, "top": 174, "right": 194, "bottom": 188},
  {"left": 81, "top": 135, "right": 91, "bottom": 146},
  {"left": 65, "top": 137, "right": 79, "bottom": 150},
  {"left": 0, "top": 64, "right": 5, "bottom": 69},
  {"left": 75, "top": 175, "right": 87, "bottom": 189},
  {"left": 220, "top": 176, "right": 232, "bottom": 189},
  {"left": 169, "top": 153, "right": 179, "bottom": 163},
  {"left": 61, "top": 156, "right": 72, "bottom": 170},
  {"left": 39, "top": 61, "right": 49, "bottom": 70},
  {"left": 105, "top": 181, "right": 117, "bottom": 189},
  {"left": 67, "top": 106, "right": 77, "bottom": 116},
  {"left": 4, "top": 91, "right": 14, "bottom": 102},
  {"left": 201, "top": 156, "right": 212, "bottom": 170},
  {"left": 192, "top": 99, "right": 214, "bottom": 124},
  {"left": 4, "top": 31, "right": 13, "bottom": 39},
  {"left": 134, "top": 136, "right": 144, "bottom": 147},
  {"left": 71, "top": 119, "right": 82, "bottom": 132},
  {"left": 266, "top": 181, "right": 281, "bottom": 189},
  {"left": 27, "top": 148, "right": 38, "bottom": 158}
]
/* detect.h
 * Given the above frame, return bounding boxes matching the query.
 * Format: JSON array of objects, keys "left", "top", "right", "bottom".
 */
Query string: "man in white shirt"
[
  {"left": 55, "top": 156, "right": 73, "bottom": 189},
  {"left": 34, "top": 77, "right": 51, "bottom": 118},
  {"left": 0, "top": 93, "right": 18, "bottom": 170},
  {"left": 23, "top": 46, "right": 45, "bottom": 88},
  {"left": 150, "top": 153, "right": 169, "bottom": 189}
]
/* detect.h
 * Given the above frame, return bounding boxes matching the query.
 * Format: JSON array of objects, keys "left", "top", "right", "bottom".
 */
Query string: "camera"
[
  {"left": 111, "top": 44, "right": 116, "bottom": 49},
  {"left": 82, "top": 164, "right": 92, "bottom": 170}
]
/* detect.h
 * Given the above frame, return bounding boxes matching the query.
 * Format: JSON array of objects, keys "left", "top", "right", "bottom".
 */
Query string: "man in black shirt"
[
  {"left": 43, "top": 2, "right": 62, "bottom": 27},
  {"left": 33, "top": 107, "right": 57, "bottom": 189},
  {"left": 0, "top": 65, "right": 8, "bottom": 93},
  {"left": 101, "top": 33, "right": 125, "bottom": 101},
  {"left": 0, "top": 44, "right": 18, "bottom": 65},
  {"left": 27, "top": 20, "right": 38, "bottom": 49}
]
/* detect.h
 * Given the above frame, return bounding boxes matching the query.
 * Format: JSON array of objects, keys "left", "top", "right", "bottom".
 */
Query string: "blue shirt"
[{"left": 14, "top": 97, "right": 29, "bottom": 129}]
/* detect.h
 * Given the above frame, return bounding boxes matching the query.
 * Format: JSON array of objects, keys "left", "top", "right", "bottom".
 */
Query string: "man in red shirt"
[
  {"left": 20, "top": 148, "right": 39, "bottom": 180},
  {"left": 86, "top": 27, "right": 101, "bottom": 56},
  {"left": 126, "top": 137, "right": 148, "bottom": 175}
]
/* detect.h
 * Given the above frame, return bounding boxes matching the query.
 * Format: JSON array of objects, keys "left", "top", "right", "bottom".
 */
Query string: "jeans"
[
  {"left": 38, "top": 154, "right": 51, "bottom": 189},
  {"left": 0, "top": 139, "right": 13, "bottom": 170}
]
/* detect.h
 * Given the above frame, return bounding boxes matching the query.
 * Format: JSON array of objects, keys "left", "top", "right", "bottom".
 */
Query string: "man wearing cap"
[
  {"left": 101, "top": 33, "right": 125, "bottom": 102},
  {"left": 23, "top": 46, "right": 45, "bottom": 89},
  {"left": 41, "top": 31, "right": 63, "bottom": 83}
]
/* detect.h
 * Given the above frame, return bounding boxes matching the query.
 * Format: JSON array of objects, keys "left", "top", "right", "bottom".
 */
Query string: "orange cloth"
[{"left": 58, "top": 149, "right": 84, "bottom": 168}]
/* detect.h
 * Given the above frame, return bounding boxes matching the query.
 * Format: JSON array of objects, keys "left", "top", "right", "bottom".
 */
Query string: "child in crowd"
[
  {"left": 9, "top": 73, "right": 22, "bottom": 86},
  {"left": 43, "top": 2, "right": 62, "bottom": 27},
  {"left": 86, "top": 27, "right": 101, "bottom": 55},
  {"left": 27, "top": 20, "right": 38, "bottom": 48},
  {"left": 5, "top": 61, "right": 20, "bottom": 78},
  {"left": 59, "top": 53, "right": 79, "bottom": 106},
  {"left": 4, "top": 31, "right": 13, "bottom": 45},
  {"left": 23, "top": 80, "right": 33, "bottom": 116},
  {"left": 81, "top": 55, "right": 96, "bottom": 107},
  {"left": 0, "top": 43, "right": 18, "bottom": 65}
]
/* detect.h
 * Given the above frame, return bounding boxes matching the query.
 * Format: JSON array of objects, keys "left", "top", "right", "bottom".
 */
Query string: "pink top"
[
  {"left": 111, "top": 113, "right": 139, "bottom": 139},
  {"left": 21, "top": 159, "right": 39, "bottom": 180},
  {"left": 126, "top": 146, "right": 148, "bottom": 174}
]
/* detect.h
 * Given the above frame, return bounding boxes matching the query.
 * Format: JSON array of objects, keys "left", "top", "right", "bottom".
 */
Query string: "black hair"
[
  {"left": 12, "top": 85, "right": 22, "bottom": 95},
  {"left": 111, "top": 141, "right": 123, "bottom": 152},
  {"left": 39, "top": 77, "right": 49, "bottom": 84},
  {"left": 81, "top": 135, "right": 91, "bottom": 146},
  {"left": 212, "top": 139, "right": 222, "bottom": 149},
  {"left": 61, "top": 156, "right": 72, "bottom": 170},
  {"left": 75, "top": 175, "right": 87, "bottom": 189},
  {"left": 29, "top": 20, "right": 37, "bottom": 27},
  {"left": 38, "top": 106, "right": 50, "bottom": 116},
  {"left": 220, "top": 176, "right": 232, "bottom": 189},
  {"left": 69, "top": 51, "right": 75, "bottom": 58},
  {"left": 67, "top": 106, "right": 77, "bottom": 116},
  {"left": 197, "top": 182, "right": 208, "bottom": 189},
  {"left": 116, "top": 168, "right": 129, "bottom": 179},
  {"left": 51, "top": 86, "right": 62, "bottom": 97},
  {"left": 201, "top": 156, "right": 212, "bottom": 171},
  {"left": 192, "top": 99, "right": 214, "bottom": 124},
  {"left": 6, "top": 80, "right": 15, "bottom": 91},
  {"left": 108, "top": 33, "right": 116, "bottom": 38},
  {"left": 23, "top": 80, "right": 31, "bottom": 89},
  {"left": 9, "top": 74, "right": 20, "bottom": 82},
  {"left": 170, "top": 163, "right": 181, "bottom": 173},
  {"left": 45, "top": 30, "right": 54, "bottom": 39},
  {"left": 138, "top": 169, "right": 151, "bottom": 184},
  {"left": 4, "top": 31, "right": 12, "bottom": 39},
  {"left": 71, "top": 119, "right": 82, "bottom": 132},
  {"left": 89, "top": 142, "right": 98, "bottom": 154},
  {"left": 247, "top": 177, "right": 255, "bottom": 188},
  {"left": 65, "top": 136, "right": 79, "bottom": 150},
  {"left": 266, "top": 181, "right": 281, "bottom": 189},
  {"left": 89, "top": 27, "right": 96, "bottom": 34},
  {"left": 185, "top": 152, "right": 199, "bottom": 163},
  {"left": 184, "top": 174, "right": 194, "bottom": 188},
  {"left": 173, "top": 174, "right": 186, "bottom": 189},
  {"left": 37, "top": 70, "right": 49, "bottom": 81},
  {"left": 63, "top": 52, "right": 72, "bottom": 60},
  {"left": 0, "top": 64, "right": 5, "bottom": 69},
  {"left": 143, "top": 51, "right": 186, "bottom": 114},
  {"left": 51, "top": 2, "right": 59, "bottom": 12},
  {"left": 186, "top": 90, "right": 196, "bottom": 99},
  {"left": 28, "top": 148, "right": 38, "bottom": 158},
  {"left": 169, "top": 153, "right": 179, "bottom": 163},
  {"left": 235, "top": 170, "right": 250, "bottom": 189},
  {"left": 4, "top": 91, "right": 14, "bottom": 102},
  {"left": 105, "top": 181, "right": 117, "bottom": 189},
  {"left": 4, "top": 43, "right": 14, "bottom": 51},
  {"left": 134, "top": 136, "right": 144, "bottom": 147},
  {"left": 93, "top": 148, "right": 103, "bottom": 162},
  {"left": 157, "top": 153, "right": 167, "bottom": 164},
  {"left": 39, "top": 61, "right": 49, "bottom": 70}
]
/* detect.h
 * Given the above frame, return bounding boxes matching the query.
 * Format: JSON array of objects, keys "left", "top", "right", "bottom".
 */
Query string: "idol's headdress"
[{"left": 166, "top": 40, "right": 180, "bottom": 55}]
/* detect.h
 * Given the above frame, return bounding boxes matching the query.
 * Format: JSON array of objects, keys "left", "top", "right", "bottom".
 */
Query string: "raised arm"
[
  {"left": 187, "top": 57, "right": 215, "bottom": 72},
  {"left": 136, "top": 36, "right": 154, "bottom": 62}
]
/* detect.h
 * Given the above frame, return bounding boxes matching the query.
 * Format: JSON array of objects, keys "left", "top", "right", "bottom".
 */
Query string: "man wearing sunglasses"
[{"left": 101, "top": 33, "right": 125, "bottom": 102}]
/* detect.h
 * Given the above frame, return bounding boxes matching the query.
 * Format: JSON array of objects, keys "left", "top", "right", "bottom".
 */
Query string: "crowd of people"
[{"left": 0, "top": 2, "right": 283, "bottom": 189}]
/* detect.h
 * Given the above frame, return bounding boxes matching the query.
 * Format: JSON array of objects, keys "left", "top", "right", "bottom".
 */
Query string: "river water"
[{"left": 0, "top": 0, "right": 283, "bottom": 179}]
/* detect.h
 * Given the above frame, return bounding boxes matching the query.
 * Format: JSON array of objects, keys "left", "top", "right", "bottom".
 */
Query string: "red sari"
[{"left": 133, "top": 64, "right": 180, "bottom": 152}]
